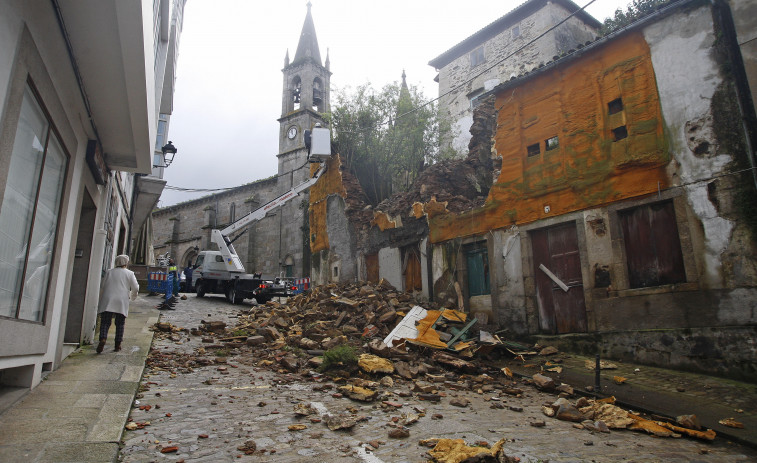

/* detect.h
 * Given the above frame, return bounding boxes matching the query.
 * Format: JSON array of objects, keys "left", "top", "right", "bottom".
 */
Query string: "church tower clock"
[{"left": 278, "top": 2, "right": 331, "bottom": 186}]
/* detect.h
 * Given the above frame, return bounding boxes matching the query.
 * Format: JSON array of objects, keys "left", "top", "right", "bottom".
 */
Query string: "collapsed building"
[{"left": 308, "top": 0, "right": 757, "bottom": 381}]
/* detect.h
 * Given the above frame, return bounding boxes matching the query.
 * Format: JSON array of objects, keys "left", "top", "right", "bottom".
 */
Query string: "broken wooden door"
[{"left": 531, "top": 222, "right": 587, "bottom": 333}]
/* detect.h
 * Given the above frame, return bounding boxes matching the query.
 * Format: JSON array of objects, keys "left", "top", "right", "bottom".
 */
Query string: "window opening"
[
  {"left": 619, "top": 201, "right": 686, "bottom": 288},
  {"left": 312, "top": 78, "right": 323, "bottom": 112},
  {"left": 229, "top": 202, "right": 236, "bottom": 223},
  {"left": 512, "top": 24, "right": 521, "bottom": 38},
  {"left": 291, "top": 76, "right": 302, "bottom": 111},
  {"left": 469, "top": 88, "right": 484, "bottom": 110},
  {"left": 470, "top": 46, "right": 485, "bottom": 68},
  {"left": 464, "top": 242, "right": 490, "bottom": 297},
  {"left": 527, "top": 143, "right": 541, "bottom": 157},
  {"left": 333, "top": 266, "right": 339, "bottom": 277},
  {"left": 545, "top": 136, "right": 559, "bottom": 151},
  {"left": 608, "top": 98, "right": 623, "bottom": 115},
  {"left": 612, "top": 126, "right": 628, "bottom": 141}
]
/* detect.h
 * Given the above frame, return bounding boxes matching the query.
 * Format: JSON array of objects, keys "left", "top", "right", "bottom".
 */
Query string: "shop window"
[
  {"left": 470, "top": 46, "right": 485, "bottom": 68},
  {"left": 0, "top": 85, "right": 68, "bottom": 322},
  {"left": 464, "top": 242, "right": 490, "bottom": 296},
  {"left": 527, "top": 143, "right": 541, "bottom": 157},
  {"left": 545, "top": 136, "right": 559, "bottom": 151},
  {"left": 619, "top": 201, "right": 686, "bottom": 288},
  {"left": 608, "top": 98, "right": 623, "bottom": 115},
  {"left": 612, "top": 125, "right": 628, "bottom": 141}
]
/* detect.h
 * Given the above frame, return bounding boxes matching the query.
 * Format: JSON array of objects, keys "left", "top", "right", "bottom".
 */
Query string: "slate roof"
[{"left": 293, "top": 2, "right": 322, "bottom": 66}]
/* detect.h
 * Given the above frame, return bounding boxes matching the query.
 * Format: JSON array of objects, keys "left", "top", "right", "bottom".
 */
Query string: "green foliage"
[
  {"left": 601, "top": 0, "right": 672, "bottom": 34},
  {"left": 231, "top": 329, "right": 249, "bottom": 337},
  {"left": 318, "top": 344, "right": 358, "bottom": 372},
  {"left": 327, "top": 81, "right": 458, "bottom": 205}
]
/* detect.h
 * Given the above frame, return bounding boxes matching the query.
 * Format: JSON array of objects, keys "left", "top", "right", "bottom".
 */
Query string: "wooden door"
[
  {"left": 403, "top": 246, "right": 422, "bottom": 292},
  {"left": 531, "top": 222, "right": 587, "bottom": 333},
  {"left": 365, "top": 253, "right": 379, "bottom": 283}
]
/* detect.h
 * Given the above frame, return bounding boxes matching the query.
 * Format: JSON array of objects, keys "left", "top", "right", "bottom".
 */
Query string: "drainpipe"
[
  {"left": 712, "top": 0, "right": 757, "bottom": 189},
  {"left": 126, "top": 174, "right": 140, "bottom": 257}
]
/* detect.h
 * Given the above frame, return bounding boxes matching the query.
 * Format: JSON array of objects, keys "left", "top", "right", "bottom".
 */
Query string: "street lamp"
[{"left": 160, "top": 141, "right": 178, "bottom": 167}]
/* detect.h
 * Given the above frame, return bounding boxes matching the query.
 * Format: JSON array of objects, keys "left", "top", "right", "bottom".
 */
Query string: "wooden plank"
[{"left": 539, "top": 264, "right": 569, "bottom": 292}]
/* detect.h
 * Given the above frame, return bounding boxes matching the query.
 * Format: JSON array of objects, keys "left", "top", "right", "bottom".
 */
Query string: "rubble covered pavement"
[{"left": 117, "top": 281, "right": 757, "bottom": 462}]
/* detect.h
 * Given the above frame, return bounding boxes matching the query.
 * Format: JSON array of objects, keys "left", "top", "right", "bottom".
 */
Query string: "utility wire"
[
  {"left": 164, "top": 160, "right": 311, "bottom": 194},
  {"left": 336, "top": 0, "right": 598, "bottom": 135}
]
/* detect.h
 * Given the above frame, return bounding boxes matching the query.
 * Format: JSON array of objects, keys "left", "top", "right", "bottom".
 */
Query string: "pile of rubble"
[{"left": 145, "top": 280, "right": 719, "bottom": 456}]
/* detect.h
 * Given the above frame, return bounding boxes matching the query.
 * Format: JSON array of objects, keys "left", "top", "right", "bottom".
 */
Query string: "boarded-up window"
[
  {"left": 464, "top": 242, "right": 490, "bottom": 296},
  {"left": 365, "top": 253, "right": 379, "bottom": 283},
  {"left": 619, "top": 201, "right": 686, "bottom": 288}
]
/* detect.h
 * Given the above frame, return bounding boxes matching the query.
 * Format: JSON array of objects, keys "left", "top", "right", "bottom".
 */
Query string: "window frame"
[
  {"left": 618, "top": 200, "right": 687, "bottom": 289},
  {"left": 470, "top": 46, "right": 485, "bottom": 68},
  {"left": 0, "top": 80, "right": 70, "bottom": 323}
]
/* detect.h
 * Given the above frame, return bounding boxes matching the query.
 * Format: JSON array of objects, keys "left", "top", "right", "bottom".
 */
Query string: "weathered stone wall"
[{"left": 436, "top": 1, "right": 597, "bottom": 153}]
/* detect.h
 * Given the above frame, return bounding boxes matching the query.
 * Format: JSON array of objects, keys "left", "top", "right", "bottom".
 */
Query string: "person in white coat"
[{"left": 97, "top": 254, "right": 139, "bottom": 353}]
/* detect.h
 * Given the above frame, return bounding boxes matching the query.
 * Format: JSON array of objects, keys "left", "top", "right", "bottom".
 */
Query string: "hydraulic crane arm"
[{"left": 210, "top": 162, "right": 328, "bottom": 273}]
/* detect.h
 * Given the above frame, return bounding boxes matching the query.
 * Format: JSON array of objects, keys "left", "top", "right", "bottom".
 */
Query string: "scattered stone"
[
  {"left": 380, "top": 376, "right": 394, "bottom": 387},
  {"left": 508, "top": 405, "right": 523, "bottom": 412},
  {"left": 288, "top": 424, "right": 307, "bottom": 431},
  {"left": 358, "top": 354, "right": 394, "bottom": 374},
  {"left": 718, "top": 417, "right": 744, "bottom": 429},
  {"left": 530, "top": 420, "right": 546, "bottom": 427},
  {"left": 237, "top": 440, "right": 256, "bottom": 455},
  {"left": 532, "top": 374, "right": 555, "bottom": 392},
  {"left": 539, "top": 346, "right": 559, "bottom": 356},
  {"left": 338, "top": 385, "right": 378, "bottom": 402},
  {"left": 293, "top": 402, "right": 317, "bottom": 416},
  {"left": 450, "top": 397, "right": 470, "bottom": 407},
  {"left": 389, "top": 427, "right": 410, "bottom": 438},
  {"left": 160, "top": 446, "right": 178, "bottom": 453},
  {"left": 595, "top": 420, "right": 610, "bottom": 433},
  {"left": 676, "top": 414, "right": 701, "bottom": 430},
  {"left": 556, "top": 404, "right": 585, "bottom": 422},
  {"left": 325, "top": 414, "right": 357, "bottom": 431}
]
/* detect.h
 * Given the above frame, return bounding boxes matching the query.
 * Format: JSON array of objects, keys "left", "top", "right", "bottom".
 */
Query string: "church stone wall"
[{"left": 152, "top": 177, "right": 278, "bottom": 269}]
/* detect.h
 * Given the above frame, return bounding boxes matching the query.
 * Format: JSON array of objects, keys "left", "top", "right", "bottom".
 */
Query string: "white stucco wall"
[
  {"left": 646, "top": 5, "right": 734, "bottom": 287},
  {"left": 378, "top": 247, "right": 402, "bottom": 291}
]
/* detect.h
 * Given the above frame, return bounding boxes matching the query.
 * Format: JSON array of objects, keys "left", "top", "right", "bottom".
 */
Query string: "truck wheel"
[{"left": 196, "top": 280, "right": 205, "bottom": 297}]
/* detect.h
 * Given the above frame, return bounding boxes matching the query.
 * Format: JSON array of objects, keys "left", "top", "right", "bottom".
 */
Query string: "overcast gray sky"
[{"left": 159, "top": 0, "right": 632, "bottom": 207}]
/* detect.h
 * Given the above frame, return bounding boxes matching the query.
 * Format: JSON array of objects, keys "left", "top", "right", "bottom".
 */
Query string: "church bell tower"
[{"left": 278, "top": 2, "right": 331, "bottom": 185}]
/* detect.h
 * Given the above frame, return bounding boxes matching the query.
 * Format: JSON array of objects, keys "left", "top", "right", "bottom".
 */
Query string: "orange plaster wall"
[
  {"left": 429, "top": 31, "right": 670, "bottom": 243},
  {"left": 309, "top": 155, "right": 347, "bottom": 253}
]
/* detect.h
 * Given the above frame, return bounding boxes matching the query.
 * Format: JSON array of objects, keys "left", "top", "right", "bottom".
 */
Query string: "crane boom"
[{"left": 211, "top": 163, "right": 327, "bottom": 273}]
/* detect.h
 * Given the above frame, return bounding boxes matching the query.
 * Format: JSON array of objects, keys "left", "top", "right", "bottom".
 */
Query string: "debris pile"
[{"left": 539, "top": 394, "right": 717, "bottom": 441}]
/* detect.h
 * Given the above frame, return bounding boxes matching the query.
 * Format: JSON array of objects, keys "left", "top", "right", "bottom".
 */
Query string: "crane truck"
[{"left": 192, "top": 127, "right": 331, "bottom": 304}]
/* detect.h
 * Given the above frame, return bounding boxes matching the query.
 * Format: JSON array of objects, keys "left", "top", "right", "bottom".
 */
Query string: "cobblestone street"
[{"left": 120, "top": 294, "right": 756, "bottom": 462}]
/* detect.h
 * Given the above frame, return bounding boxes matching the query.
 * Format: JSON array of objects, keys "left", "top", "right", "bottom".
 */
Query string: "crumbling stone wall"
[{"left": 435, "top": 1, "right": 598, "bottom": 153}]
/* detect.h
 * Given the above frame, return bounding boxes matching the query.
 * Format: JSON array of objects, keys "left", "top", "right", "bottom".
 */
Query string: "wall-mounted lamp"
[{"left": 159, "top": 141, "right": 178, "bottom": 167}]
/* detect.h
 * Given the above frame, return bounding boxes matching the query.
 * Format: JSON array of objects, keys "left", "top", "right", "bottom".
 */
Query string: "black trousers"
[{"left": 99, "top": 311, "right": 125, "bottom": 343}]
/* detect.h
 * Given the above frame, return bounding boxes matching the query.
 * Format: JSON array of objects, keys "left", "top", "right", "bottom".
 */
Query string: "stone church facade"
[{"left": 152, "top": 4, "right": 329, "bottom": 278}]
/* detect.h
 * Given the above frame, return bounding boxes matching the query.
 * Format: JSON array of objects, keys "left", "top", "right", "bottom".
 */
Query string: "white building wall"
[{"left": 378, "top": 247, "right": 402, "bottom": 290}]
